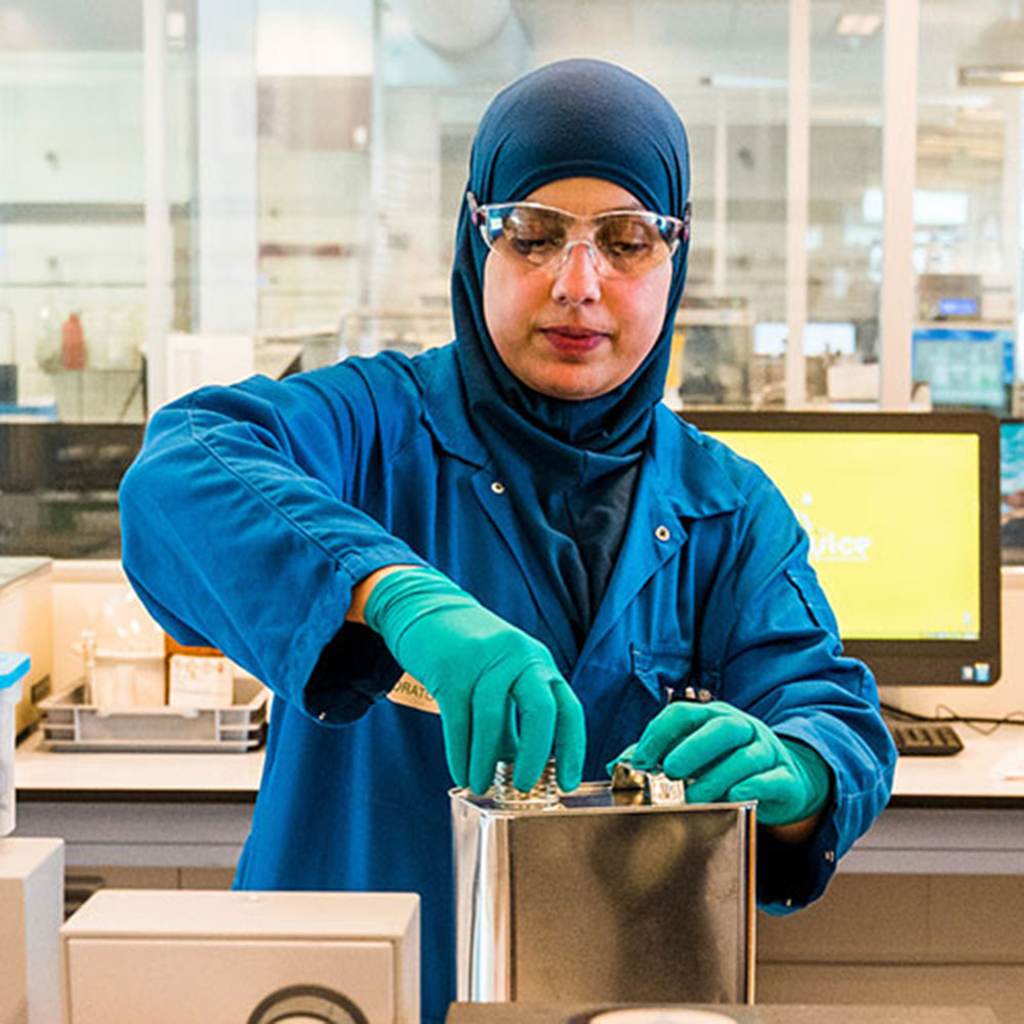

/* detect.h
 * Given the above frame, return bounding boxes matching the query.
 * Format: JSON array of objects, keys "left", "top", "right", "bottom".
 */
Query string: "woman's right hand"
[{"left": 362, "top": 565, "right": 586, "bottom": 795}]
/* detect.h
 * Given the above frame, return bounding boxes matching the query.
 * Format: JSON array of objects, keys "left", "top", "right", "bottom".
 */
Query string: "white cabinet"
[{"left": 61, "top": 889, "right": 419, "bottom": 1024}]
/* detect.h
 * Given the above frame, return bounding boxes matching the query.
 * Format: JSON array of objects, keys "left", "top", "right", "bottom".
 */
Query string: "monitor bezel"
[{"left": 678, "top": 409, "right": 1002, "bottom": 687}]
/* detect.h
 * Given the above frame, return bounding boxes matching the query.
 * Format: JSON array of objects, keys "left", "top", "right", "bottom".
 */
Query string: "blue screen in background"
[
  {"left": 1000, "top": 420, "right": 1024, "bottom": 564},
  {"left": 912, "top": 327, "right": 1013, "bottom": 411},
  {"left": 936, "top": 297, "right": 979, "bottom": 318}
]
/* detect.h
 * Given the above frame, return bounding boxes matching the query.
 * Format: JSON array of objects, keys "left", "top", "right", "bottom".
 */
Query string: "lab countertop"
[
  {"left": 891, "top": 727, "right": 1024, "bottom": 804},
  {"left": 15, "top": 728, "right": 266, "bottom": 801},
  {"left": 12, "top": 721, "right": 1024, "bottom": 875},
  {"left": 0, "top": 556, "right": 52, "bottom": 589},
  {"left": 14, "top": 720, "right": 1024, "bottom": 804}
]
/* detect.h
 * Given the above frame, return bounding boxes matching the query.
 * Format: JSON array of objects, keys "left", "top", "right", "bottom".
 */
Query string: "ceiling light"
[
  {"left": 836, "top": 13, "right": 882, "bottom": 37},
  {"left": 959, "top": 14, "right": 1024, "bottom": 87},
  {"left": 959, "top": 66, "right": 1024, "bottom": 86},
  {"left": 167, "top": 11, "right": 187, "bottom": 39}
]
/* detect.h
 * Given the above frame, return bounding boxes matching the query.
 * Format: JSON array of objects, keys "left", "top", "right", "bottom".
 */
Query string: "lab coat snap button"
[
  {"left": 490, "top": 481, "right": 506, "bottom": 495},
  {"left": 654, "top": 525, "right": 670, "bottom": 542},
  {"left": 318, "top": 711, "right": 327, "bottom": 721}
]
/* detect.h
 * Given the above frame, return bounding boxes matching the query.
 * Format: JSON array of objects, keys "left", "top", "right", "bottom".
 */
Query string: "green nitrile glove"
[
  {"left": 363, "top": 566, "right": 586, "bottom": 795},
  {"left": 616, "top": 700, "right": 832, "bottom": 826}
]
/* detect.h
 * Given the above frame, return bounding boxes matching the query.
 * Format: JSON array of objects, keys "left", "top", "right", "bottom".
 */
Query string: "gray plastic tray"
[{"left": 39, "top": 676, "right": 268, "bottom": 752}]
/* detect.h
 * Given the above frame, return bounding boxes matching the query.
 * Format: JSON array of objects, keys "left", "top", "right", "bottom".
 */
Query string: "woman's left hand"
[{"left": 611, "top": 700, "right": 833, "bottom": 827}]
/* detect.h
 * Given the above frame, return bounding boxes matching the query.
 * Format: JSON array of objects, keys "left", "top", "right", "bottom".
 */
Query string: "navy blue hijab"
[{"left": 451, "top": 59, "right": 691, "bottom": 649}]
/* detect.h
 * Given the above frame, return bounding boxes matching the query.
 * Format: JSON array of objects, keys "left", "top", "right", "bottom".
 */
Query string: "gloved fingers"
[
  {"left": 435, "top": 694, "right": 471, "bottom": 790},
  {"left": 502, "top": 699, "right": 520, "bottom": 759},
  {"left": 467, "top": 668, "right": 522, "bottom": 794},
  {"left": 631, "top": 701, "right": 720, "bottom": 767},
  {"left": 674, "top": 740, "right": 778, "bottom": 804},
  {"left": 508, "top": 665, "right": 560, "bottom": 792},
  {"left": 551, "top": 679, "right": 586, "bottom": 792},
  {"left": 655, "top": 715, "right": 757, "bottom": 779}
]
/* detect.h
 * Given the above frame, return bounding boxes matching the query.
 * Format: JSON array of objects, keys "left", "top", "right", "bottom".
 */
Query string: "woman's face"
[{"left": 482, "top": 177, "right": 674, "bottom": 401}]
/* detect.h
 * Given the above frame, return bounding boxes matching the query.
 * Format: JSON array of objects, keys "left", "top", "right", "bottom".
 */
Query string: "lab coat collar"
[
  {"left": 649, "top": 406, "right": 747, "bottom": 520},
  {"left": 417, "top": 344, "right": 748, "bottom": 524},
  {"left": 417, "top": 344, "right": 493, "bottom": 469}
]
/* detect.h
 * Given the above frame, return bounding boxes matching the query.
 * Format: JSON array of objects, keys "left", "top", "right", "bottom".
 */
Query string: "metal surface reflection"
[{"left": 452, "top": 775, "right": 755, "bottom": 1006}]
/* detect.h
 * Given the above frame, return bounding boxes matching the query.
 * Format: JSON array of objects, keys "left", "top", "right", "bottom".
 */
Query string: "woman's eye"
[
  {"left": 509, "top": 235, "right": 560, "bottom": 255},
  {"left": 606, "top": 240, "right": 649, "bottom": 256},
  {"left": 598, "top": 220, "right": 661, "bottom": 261}
]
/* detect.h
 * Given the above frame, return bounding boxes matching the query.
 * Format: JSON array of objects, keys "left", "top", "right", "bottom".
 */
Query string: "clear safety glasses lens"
[{"left": 469, "top": 196, "right": 686, "bottom": 277}]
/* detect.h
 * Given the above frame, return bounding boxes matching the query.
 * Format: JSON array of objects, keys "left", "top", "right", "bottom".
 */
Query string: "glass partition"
[
  {"left": 0, "top": 2, "right": 193, "bottom": 555},
  {"left": 805, "top": 0, "right": 884, "bottom": 408},
  {"left": 3, "top": 0, "right": 1024, "bottom": 556},
  {"left": 0, "top": 3, "right": 147, "bottom": 423},
  {"left": 916, "top": 0, "right": 1023, "bottom": 421}
]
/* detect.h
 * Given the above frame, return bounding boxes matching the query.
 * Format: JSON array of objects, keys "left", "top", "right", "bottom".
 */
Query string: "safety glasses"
[{"left": 467, "top": 192, "right": 690, "bottom": 278}]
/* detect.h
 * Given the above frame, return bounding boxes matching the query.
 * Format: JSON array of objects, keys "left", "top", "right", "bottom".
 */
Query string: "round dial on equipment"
[{"left": 245, "top": 984, "right": 371, "bottom": 1024}]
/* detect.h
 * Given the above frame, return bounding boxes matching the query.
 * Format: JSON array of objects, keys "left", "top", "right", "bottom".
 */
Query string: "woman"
[{"left": 119, "top": 59, "right": 895, "bottom": 1022}]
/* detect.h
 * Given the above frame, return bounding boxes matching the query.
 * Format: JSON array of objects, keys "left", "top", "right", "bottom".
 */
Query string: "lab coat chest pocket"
[
  {"left": 630, "top": 642, "right": 694, "bottom": 702},
  {"left": 577, "top": 643, "right": 694, "bottom": 776}
]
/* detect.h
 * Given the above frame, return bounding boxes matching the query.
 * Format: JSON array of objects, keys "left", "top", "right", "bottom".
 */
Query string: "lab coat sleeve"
[
  {"left": 118, "top": 364, "right": 429, "bottom": 724},
  {"left": 711, "top": 469, "right": 897, "bottom": 912}
]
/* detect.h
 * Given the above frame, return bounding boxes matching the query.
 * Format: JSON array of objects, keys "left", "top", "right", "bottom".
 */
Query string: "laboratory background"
[{"left": 1, "top": 1, "right": 1024, "bottom": 1023}]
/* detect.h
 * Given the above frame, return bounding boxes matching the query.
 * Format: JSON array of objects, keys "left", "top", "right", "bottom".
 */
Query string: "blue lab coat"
[{"left": 119, "top": 344, "right": 896, "bottom": 1024}]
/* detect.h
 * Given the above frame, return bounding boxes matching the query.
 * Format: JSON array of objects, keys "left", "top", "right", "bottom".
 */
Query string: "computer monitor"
[
  {"left": 680, "top": 411, "right": 1001, "bottom": 687},
  {"left": 911, "top": 326, "right": 1013, "bottom": 412},
  {"left": 0, "top": 423, "right": 143, "bottom": 557},
  {"left": 1001, "top": 418, "right": 1024, "bottom": 565}
]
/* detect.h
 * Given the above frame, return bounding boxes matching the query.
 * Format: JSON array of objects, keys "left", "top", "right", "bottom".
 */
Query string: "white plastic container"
[
  {"left": 0, "top": 652, "right": 31, "bottom": 836},
  {"left": 74, "top": 588, "right": 167, "bottom": 708}
]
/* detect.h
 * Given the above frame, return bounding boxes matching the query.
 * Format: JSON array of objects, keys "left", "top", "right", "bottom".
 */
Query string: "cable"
[{"left": 880, "top": 699, "right": 1024, "bottom": 736}]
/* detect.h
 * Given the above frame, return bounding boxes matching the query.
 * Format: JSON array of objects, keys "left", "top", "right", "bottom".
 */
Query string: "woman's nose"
[{"left": 551, "top": 241, "right": 602, "bottom": 304}]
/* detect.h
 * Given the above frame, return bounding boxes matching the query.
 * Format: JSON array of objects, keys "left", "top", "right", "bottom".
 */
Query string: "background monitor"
[
  {"left": 917, "top": 272, "right": 981, "bottom": 320},
  {"left": 681, "top": 410, "right": 1001, "bottom": 687},
  {"left": 0, "top": 423, "right": 143, "bottom": 557},
  {"left": 911, "top": 326, "right": 1013, "bottom": 412},
  {"left": 1001, "top": 418, "right": 1024, "bottom": 565}
]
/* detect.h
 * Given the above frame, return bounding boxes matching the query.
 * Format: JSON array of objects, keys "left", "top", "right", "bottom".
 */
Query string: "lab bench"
[
  {"left": 13, "top": 728, "right": 262, "bottom": 869},
  {"left": 12, "top": 725, "right": 1024, "bottom": 1023},
  {"left": 12, "top": 725, "right": 1024, "bottom": 873}
]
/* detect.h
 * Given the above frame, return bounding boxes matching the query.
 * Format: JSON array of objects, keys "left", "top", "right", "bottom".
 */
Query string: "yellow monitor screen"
[{"left": 708, "top": 430, "right": 980, "bottom": 641}]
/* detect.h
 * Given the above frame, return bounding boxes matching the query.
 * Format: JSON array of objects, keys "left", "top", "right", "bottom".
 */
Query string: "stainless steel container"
[{"left": 452, "top": 765, "right": 756, "bottom": 1006}]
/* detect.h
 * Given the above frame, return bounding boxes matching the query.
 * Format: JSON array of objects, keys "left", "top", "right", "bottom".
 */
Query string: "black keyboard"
[{"left": 888, "top": 722, "right": 964, "bottom": 756}]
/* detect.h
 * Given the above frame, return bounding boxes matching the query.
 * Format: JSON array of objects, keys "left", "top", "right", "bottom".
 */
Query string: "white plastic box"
[
  {"left": 0, "top": 652, "right": 30, "bottom": 836},
  {"left": 61, "top": 890, "right": 420, "bottom": 1024},
  {"left": 0, "top": 837, "right": 65, "bottom": 1024}
]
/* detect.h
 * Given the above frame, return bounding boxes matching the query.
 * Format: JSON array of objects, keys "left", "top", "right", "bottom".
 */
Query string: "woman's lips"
[{"left": 541, "top": 327, "right": 609, "bottom": 353}]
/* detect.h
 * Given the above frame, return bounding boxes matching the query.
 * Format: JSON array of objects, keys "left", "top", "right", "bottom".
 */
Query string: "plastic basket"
[{"left": 39, "top": 675, "right": 268, "bottom": 753}]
